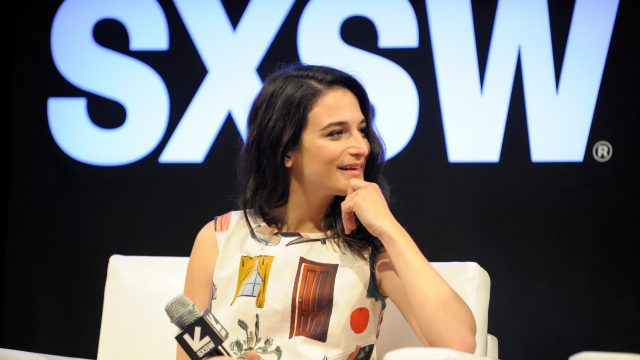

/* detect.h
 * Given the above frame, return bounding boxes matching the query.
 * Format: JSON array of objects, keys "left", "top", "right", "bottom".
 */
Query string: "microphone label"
[
  {"left": 183, "top": 325, "right": 213, "bottom": 352},
  {"left": 176, "top": 311, "right": 228, "bottom": 359}
]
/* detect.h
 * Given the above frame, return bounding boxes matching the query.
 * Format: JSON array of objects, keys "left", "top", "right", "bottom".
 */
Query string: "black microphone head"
[{"left": 165, "top": 294, "right": 200, "bottom": 330}]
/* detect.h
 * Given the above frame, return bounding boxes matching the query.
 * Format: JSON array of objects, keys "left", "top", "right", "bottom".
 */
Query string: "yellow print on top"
[{"left": 231, "top": 255, "right": 274, "bottom": 308}]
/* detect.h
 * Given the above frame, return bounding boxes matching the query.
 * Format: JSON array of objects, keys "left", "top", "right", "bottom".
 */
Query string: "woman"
[{"left": 180, "top": 64, "right": 476, "bottom": 360}]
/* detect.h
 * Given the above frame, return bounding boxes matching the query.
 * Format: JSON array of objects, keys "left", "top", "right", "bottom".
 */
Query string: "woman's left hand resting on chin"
[
  {"left": 341, "top": 178, "right": 478, "bottom": 354},
  {"left": 341, "top": 178, "right": 394, "bottom": 238}
]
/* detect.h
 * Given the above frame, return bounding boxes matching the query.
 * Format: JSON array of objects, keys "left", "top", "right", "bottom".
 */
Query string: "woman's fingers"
[
  {"left": 342, "top": 179, "right": 368, "bottom": 234},
  {"left": 341, "top": 198, "right": 356, "bottom": 234},
  {"left": 348, "top": 178, "right": 365, "bottom": 191},
  {"left": 241, "top": 350, "right": 258, "bottom": 360},
  {"left": 342, "top": 178, "right": 395, "bottom": 239},
  {"left": 209, "top": 350, "right": 257, "bottom": 360}
]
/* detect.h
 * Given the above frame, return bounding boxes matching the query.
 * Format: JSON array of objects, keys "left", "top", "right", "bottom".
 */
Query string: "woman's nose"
[{"left": 349, "top": 130, "right": 370, "bottom": 157}]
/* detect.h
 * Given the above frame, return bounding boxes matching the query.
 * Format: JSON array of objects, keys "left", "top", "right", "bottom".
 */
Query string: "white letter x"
[{"left": 160, "top": 0, "right": 295, "bottom": 163}]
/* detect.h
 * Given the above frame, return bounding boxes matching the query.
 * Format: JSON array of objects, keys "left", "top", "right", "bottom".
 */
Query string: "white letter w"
[{"left": 427, "top": 0, "right": 619, "bottom": 162}]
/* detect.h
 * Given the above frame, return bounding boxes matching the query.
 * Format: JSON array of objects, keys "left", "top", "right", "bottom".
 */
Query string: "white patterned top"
[{"left": 209, "top": 210, "right": 386, "bottom": 360}]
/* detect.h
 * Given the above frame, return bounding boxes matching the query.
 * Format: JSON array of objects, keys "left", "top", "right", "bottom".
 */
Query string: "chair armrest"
[
  {"left": 0, "top": 348, "right": 93, "bottom": 360},
  {"left": 382, "top": 347, "right": 494, "bottom": 360},
  {"left": 486, "top": 334, "right": 499, "bottom": 360},
  {"left": 569, "top": 351, "right": 640, "bottom": 360}
]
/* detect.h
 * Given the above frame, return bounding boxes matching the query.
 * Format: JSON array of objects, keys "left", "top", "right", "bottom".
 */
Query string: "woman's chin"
[{"left": 331, "top": 185, "right": 349, "bottom": 197}]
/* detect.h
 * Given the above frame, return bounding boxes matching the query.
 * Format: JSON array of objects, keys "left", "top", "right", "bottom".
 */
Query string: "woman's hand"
[
  {"left": 340, "top": 178, "right": 397, "bottom": 239},
  {"left": 208, "top": 350, "right": 257, "bottom": 359}
]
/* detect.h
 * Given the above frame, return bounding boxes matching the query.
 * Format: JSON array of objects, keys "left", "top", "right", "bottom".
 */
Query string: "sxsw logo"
[
  {"left": 47, "top": 0, "right": 619, "bottom": 166},
  {"left": 178, "top": 311, "right": 227, "bottom": 357},
  {"left": 183, "top": 326, "right": 215, "bottom": 357}
]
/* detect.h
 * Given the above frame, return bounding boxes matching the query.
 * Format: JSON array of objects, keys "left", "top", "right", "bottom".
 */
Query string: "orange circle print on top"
[{"left": 350, "top": 307, "right": 370, "bottom": 334}]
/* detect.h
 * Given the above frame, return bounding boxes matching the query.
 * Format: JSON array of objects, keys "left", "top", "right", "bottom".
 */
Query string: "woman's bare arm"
[{"left": 177, "top": 221, "right": 219, "bottom": 360}]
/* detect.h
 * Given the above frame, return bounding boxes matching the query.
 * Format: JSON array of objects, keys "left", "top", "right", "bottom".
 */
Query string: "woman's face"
[{"left": 286, "top": 87, "right": 370, "bottom": 196}]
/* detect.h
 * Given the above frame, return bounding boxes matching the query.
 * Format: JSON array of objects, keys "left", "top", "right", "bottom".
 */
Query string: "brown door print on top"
[{"left": 289, "top": 257, "right": 338, "bottom": 343}]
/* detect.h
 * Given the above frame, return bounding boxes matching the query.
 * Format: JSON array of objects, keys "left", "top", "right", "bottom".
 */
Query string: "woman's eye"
[
  {"left": 328, "top": 130, "right": 344, "bottom": 137},
  {"left": 327, "top": 127, "right": 367, "bottom": 138}
]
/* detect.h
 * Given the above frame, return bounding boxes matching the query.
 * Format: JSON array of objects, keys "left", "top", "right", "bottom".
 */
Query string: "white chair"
[
  {"left": 569, "top": 352, "right": 640, "bottom": 360},
  {"left": 0, "top": 348, "right": 90, "bottom": 360},
  {"left": 97, "top": 255, "right": 189, "bottom": 360},
  {"left": 377, "top": 262, "right": 498, "bottom": 360},
  {"left": 97, "top": 255, "right": 498, "bottom": 360}
]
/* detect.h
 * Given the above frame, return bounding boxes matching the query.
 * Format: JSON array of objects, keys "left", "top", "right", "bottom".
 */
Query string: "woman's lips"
[{"left": 338, "top": 164, "right": 364, "bottom": 176}]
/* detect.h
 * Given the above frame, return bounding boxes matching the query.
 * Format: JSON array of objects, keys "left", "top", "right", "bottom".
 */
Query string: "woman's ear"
[{"left": 284, "top": 153, "right": 293, "bottom": 168}]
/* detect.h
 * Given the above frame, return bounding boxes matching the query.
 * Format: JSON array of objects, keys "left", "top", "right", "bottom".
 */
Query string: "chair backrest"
[
  {"left": 97, "top": 256, "right": 490, "bottom": 360},
  {"left": 376, "top": 262, "right": 491, "bottom": 358},
  {"left": 97, "top": 255, "right": 188, "bottom": 360}
]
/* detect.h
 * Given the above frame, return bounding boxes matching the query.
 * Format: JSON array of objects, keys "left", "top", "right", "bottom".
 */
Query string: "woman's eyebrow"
[{"left": 318, "top": 119, "right": 366, "bottom": 131}]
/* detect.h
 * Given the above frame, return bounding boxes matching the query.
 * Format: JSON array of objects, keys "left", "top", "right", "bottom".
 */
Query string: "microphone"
[{"left": 165, "top": 294, "right": 231, "bottom": 359}]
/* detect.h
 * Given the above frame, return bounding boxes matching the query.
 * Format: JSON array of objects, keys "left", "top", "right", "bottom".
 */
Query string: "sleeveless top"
[{"left": 208, "top": 210, "right": 386, "bottom": 360}]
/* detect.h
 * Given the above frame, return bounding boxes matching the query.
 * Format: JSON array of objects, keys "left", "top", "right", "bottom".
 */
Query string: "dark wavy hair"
[{"left": 238, "top": 63, "right": 389, "bottom": 259}]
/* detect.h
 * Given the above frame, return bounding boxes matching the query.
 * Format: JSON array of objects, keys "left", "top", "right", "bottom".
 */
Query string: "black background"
[{"left": 5, "top": 1, "right": 639, "bottom": 359}]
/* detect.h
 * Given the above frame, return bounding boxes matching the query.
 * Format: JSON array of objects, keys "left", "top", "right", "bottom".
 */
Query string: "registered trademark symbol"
[{"left": 592, "top": 140, "right": 612, "bottom": 162}]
